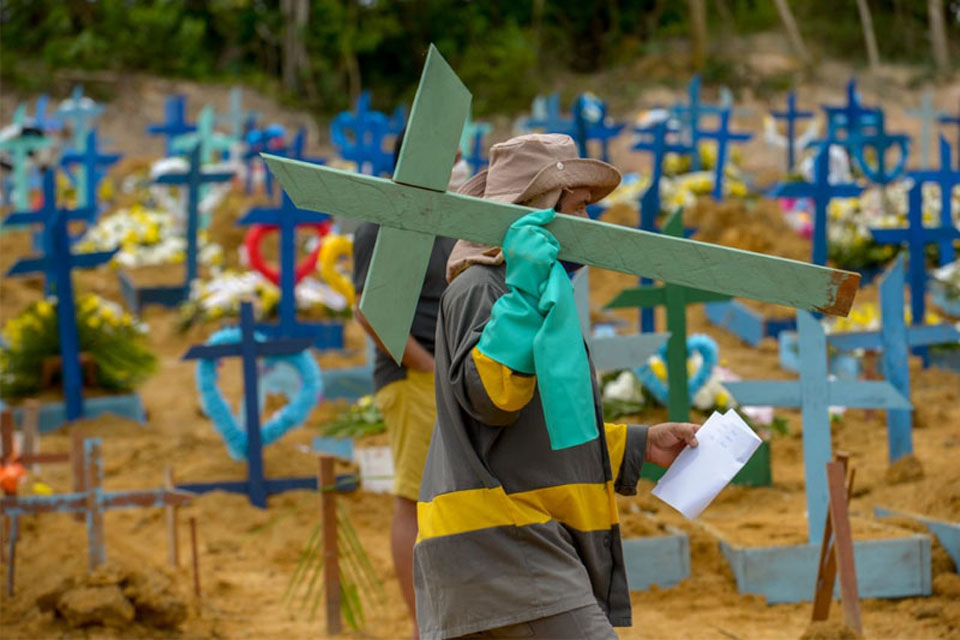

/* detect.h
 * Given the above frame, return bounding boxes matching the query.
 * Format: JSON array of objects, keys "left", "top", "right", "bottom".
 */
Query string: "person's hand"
[
  {"left": 502, "top": 209, "right": 559, "bottom": 293},
  {"left": 645, "top": 422, "right": 701, "bottom": 467}
]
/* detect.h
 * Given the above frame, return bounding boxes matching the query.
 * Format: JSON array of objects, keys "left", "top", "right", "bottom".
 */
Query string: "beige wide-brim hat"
[{"left": 457, "top": 133, "right": 621, "bottom": 208}]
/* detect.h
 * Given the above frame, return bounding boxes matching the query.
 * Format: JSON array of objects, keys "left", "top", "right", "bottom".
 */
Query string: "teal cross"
[
  {"left": 604, "top": 210, "right": 731, "bottom": 421},
  {"left": 263, "top": 45, "right": 860, "bottom": 363},
  {"left": 171, "top": 105, "right": 235, "bottom": 165},
  {"left": 0, "top": 109, "right": 51, "bottom": 211}
]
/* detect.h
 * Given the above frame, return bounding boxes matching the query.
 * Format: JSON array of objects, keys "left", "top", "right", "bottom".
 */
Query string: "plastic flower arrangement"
[
  {"left": 931, "top": 260, "right": 960, "bottom": 316},
  {"left": 0, "top": 294, "right": 157, "bottom": 399},
  {"left": 318, "top": 394, "right": 387, "bottom": 439},
  {"left": 76, "top": 204, "right": 224, "bottom": 269}
]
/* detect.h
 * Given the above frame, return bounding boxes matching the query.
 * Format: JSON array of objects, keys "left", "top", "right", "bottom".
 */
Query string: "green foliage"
[
  {"left": 319, "top": 396, "right": 386, "bottom": 439},
  {"left": 0, "top": 294, "right": 157, "bottom": 399}
]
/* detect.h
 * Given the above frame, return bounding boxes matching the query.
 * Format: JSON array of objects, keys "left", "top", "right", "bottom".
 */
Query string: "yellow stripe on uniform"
[
  {"left": 604, "top": 423, "right": 628, "bottom": 482},
  {"left": 472, "top": 347, "right": 537, "bottom": 412},
  {"left": 418, "top": 481, "right": 619, "bottom": 541}
]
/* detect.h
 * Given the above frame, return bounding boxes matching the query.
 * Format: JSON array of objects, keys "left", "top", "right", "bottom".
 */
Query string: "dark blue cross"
[
  {"left": 180, "top": 301, "right": 319, "bottom": 508},
  {"left": 388, "top": 103, "right": 408, "bottom": 136},
  {"left": 242, "top": 125, "right": 285, "bottom": 195},
  {"left": 937, "top": 96, "right": 960, "bottom": 165},
  {"left": 699, "top": 108, "right": 752, "bottom": 200},
  {"left": 146, "top": 95, "right": 196, "bottom": 156},
  {"left": 55, "top": 86, "right": 104, "bottom": 152},
  {"left": 236, "top": 192, "right": 342, "bottom": 349},
  {"left": 2, "top": 171, "right": 116, "bottom": 422},
  {"left": 464, "top": 124, "right": 489, "bottom": 175},
  {"left": 870, "top": 178, "right": 960, "bottom": 354},
  {"left": 771, "top": 91, "right": 814, "bottom": 172},
  {"left": 572, "top": 93, "right": 626, "bottom": 162},
  {"left": 60, "top": 128, "right": 122, "bottom": 219},
  {"left": 329, "top": 91, "right": 395, "bottom": 176},
  {"left": 523, "top": 93, "right": 576, "bottom": 139},
  {"left": 772, "top": 144, "right": 863, "bottom": 266},
  {"left": 118, "top": 145, "right": 233, "bottom": 312},
  {"left": 821, "top": 78, "right": 882, "bottom": 147},
  {"left": 631, "top": 119, "right": 694, "bottom": 331},
  {"left": 848, "top": 111, "right": 910, "bottom": 186},
  {"left": 669, "top": 75, "right": 724, "bottom": 171},
  {"left": 826, "top": 255, "right": 960, "bottom": 460},
  {"left": 909, "top": 136, "right": 960, "bottom": 265}
]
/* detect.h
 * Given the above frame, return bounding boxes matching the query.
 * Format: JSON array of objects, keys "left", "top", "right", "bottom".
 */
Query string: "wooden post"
[
  {"left": 319, "top": 455, "right": 341, "bottom": 636},
  {"left": 84, "top": 439, "right": 105, "bottom": 572},
  {"left": 5, "top": 515, "right": 17, "bottom": 597},
  {"left": 812, "top": 458, "right": 862, "bottom": 634},
  {"left": 165, "top": 467, "right": 180, "bottom": 567},
  {"left": 22, "top": 401, "right": 39, "bottom": 473},
  {"left": 72, "top": 428, "right": 85, "bottom": 521},
  {"left": 0, "top": 410, "right": 13, "bottom": 463},
  {"left": 189, "top": 516, "right": 201, "bottom": 598}
]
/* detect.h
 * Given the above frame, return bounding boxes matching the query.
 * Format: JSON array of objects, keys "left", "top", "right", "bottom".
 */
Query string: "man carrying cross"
[{"left": 414, "top": 134, "right": 700, "bottom": 639}]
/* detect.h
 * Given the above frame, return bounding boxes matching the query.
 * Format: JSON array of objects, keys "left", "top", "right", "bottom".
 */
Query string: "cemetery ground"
[{"left": 0, "top": 194, "right": 958, "bottom": 638}]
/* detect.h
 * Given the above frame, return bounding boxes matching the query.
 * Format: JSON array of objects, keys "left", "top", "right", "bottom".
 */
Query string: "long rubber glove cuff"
[{"left": 478, "top": 209, "right": 598, "bottom": 450}]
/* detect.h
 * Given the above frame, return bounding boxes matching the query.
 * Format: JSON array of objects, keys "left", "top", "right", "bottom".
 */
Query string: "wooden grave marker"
[
  {"left": 235, "top": 192, "right": 343, "bottom": 349},
  {"left": 147, "top": 94, "right": 196, "bottom": 156},
  {"left": 329, "top": 91, "right": 396, "bottom": 177},
  {"left": 0, "top": 109, "right": 51, "bottom": 211},
  {"left": 905, "top": 90, "right": 942, "bottom": 170},
  {"left": 571, "top": 93, "right": 625, "bottom": 162},
  {"left": 171, "top": 105, "right": 235, "bottom": 166},
  {"left": 55, "top": 86, "right": 105, "bottom": 212},
  {"left": 820, "top": 79, "right": 882, "bottom": 148},
  {"left": 771, "top": 143, "right": 864, "bottom": 266},
  {"left": 60, "top": 127, "right": 122, "bottom": 216},
  {"left": 848, "top": 113, "right": 910, "bottom": 187},
  {"left": 118, "top": 144, "right": 234, "bottom": 312},
  {"left": 263, "top": 44, "right": 861, "bottom": 366},
  {"left": 0, "top": 437, "right": 192, "bottom": 593},
  {"left": 937, "top": 96, "right": 960, "bottom": 164},
  {"left": 630, "top": 119, "right": 694, "bottom": 331},
  {"left": 605, "top": 210, "right": 731, "bottom": 421},
  {"left": 668, "top": 74, "right": 725, "bottom": 171},
  {"left": 904, "top": 135, "right": 960, "bottom": 265},
  {"left": 28, "top": 94, "right": 62, "bottom": 133},
  {"left": 178, "top": 302, "right": 355, "bottom": 508},
  {"left": 522, "top": 93, "right": 575, "bottom": 141},
  {"left": 725, "top": 311, "right": 910, "bottom": 543},
  {"left": 771, "top": 90, "right": 815, "bottom": 172},
  {"left": 219, "top": 87, "right": 259, "bottom": 144},
  {"left": 2, "top": 172, "right": 120, "bottom": 423},
  {"left": 460, "top": 112, "right": 491, "bottom": 176},
  {"left": 698, "top": 107, "right": 752, "bottom": 201}
]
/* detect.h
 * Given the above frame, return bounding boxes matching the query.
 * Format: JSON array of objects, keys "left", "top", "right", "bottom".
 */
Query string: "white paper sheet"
[{"left": 651, "top": 409, "right": 762, "bottom": 519}]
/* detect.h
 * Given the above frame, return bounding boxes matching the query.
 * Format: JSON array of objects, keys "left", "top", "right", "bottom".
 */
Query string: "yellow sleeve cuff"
[
  {"left": 604, "top": 422, "right": 628, "bottom": 482},
  {"left": 472, "top": 347, "right": 537, "bottom": 412}
]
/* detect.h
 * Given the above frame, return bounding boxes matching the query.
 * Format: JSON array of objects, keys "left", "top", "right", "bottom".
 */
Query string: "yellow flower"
[
  {"left": 358, "top": 395, "right": 372, "bottom": 408},
  {"left": 143, "top": 224, "right": 160, "bottom": 244},
  {"left": 727, "top": 181, "right": 747, "bottom": 198},
  {"left": 715, "top": 391, "right": 729, "bottom": 408},
  {"left": 88, "top": 315, "right": 101, "bottom": 329},
  {"left": 36, "top": 300, "right": 52, "bottom": 318},
  {"left": 651, "top": 358, "right": 667, "bottom": 381},
  {"left": 172, "top": 251, "right": 185, "bottom": 264},
  {"left": 121, "top": 312, "right": 133, "bottom": 326},
  {"left": 208, "top": 306, "right": 224, "bottom": 320}
]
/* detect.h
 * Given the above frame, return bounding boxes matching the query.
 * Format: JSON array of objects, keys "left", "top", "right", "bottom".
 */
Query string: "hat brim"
[{"left": 456, "top": 158, "right": 621, "bottom": 207}]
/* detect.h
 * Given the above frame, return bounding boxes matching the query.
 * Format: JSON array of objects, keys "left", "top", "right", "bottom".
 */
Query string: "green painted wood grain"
[
  {"left": 358, "top": 45, "right": 472, "bottom": 362},
  {"left": 264, "top": 155, "right": 860, "bottom": 316}
]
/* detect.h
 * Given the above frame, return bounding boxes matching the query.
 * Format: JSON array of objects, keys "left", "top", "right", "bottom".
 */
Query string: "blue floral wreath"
[
  {"left": 635, "top": 334, "right": 718, "bottom": 407},
  {"left": 195, "top": 327, "right": 322, "bottom": 460}
]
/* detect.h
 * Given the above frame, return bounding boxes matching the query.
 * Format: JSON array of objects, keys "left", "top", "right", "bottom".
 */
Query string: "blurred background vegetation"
[{"left": 1, "top": 0, "right": 957, "bottom": 115}]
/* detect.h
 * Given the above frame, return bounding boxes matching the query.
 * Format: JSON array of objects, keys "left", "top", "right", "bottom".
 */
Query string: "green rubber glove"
[{"left": 477, "top": 209, "right": 598, "bottom": 450}]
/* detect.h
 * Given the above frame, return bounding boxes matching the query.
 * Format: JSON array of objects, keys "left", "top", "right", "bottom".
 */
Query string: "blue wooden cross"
[
  {"left": 771, "top": 91, "right": 814, "bottom": 172},
  {"left": 146, "top": 94, "right": 196, "bottom": 156},
  {"left": 821, "top": 79, "right": 882, "bottom": 146},
  {"left": 219, "top": 87, "right": 260, "bottom": 143},
  {"left": 870, "top": 175, "right": 960, "bottom": 344},
  {"left": 55, "top": 86, "right": 104, "bottom": 151},
  {"left": 242, "top": 124, "right": 286, "bottom": 196},
  {"left": 825, "top": 255, "right": 960, "bottom": 460},
  {"left": 908, "top": 136, "right": 960, "bottom": 265},
  {"left": 60, "top": 128, "right": 122, "bottom": 216},
  {"left": 772, "top": 144, "right": 863, "bottom": 266},
  {"left": 179, "top": 302, "right": 349, "bottom": 508},
  {"left": 236, "top": 191, "right": 343, "bottom": 349},
  {"left": 725, "top": 310, "right": 911, "bottom": 544},
  {"left": 329, "top": 91, "right": 395, "bottom": 176},
  {"left": 571, "top": 93, "right": 626, "bottom": 162},
  {"left": 848, "top": 112, "right": 910, "bottom": 186},
  {"left": 699, "top": 108, "right": 752, "bottom": 200},
  {"left": 523, "top": 93, "right": 575, "bottom": 139},
  {"left": 905, "top": 91, "right": 942, "bottom": 170},
  {"left": 632, "top": 120, "right": 694, "bottom": 331},
  {"left": 2, "top": 171, "right": 116, "bottom": 422},
  {"left": 29, "top": 94, "right": 62, "bottom": 133},
  {"left": 460, "top": 113, "right": 491, "bottom": 175},
  {"left": 0, "top": 112, "right": 51, "bottom": 211},
  {"left": 938, "top": 96, "right": 960, "bottom": 165},
  {"left": 669, "top": 75, "right": 724, "bottom": 171},
  {"left": 118, "top": 145, "right": 234, "bottom": 312},
  {"left": 171, "top": 105, "right": 235, "bottom": 166}
]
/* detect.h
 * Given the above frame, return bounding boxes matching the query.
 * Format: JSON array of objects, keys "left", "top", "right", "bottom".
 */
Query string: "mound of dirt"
[
  {"left": 883, "top": 454, "right": 925, "bottom": 485},
  {"left": 799, "top": 621, "right": 862, "bottom": 640},
  {"left": 36, "top": 563, "right": 188, "bottom": 630}
]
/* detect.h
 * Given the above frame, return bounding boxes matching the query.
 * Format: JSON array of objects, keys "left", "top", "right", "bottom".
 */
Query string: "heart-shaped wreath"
[
  {"left": 635, "top": 334, "right": 718, "bottom": 407},
  {"left": 245, "top": 221, "right": 331, "bottom": 286},
  {"left": 195, "top": 327, "right": 323, "bottom": 460}
]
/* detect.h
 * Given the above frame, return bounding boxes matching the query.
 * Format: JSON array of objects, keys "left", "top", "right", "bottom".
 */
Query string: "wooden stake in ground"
[
  {"left": 189, "top": 516, "right": 201, "bottom": 598},
  {"left": 812, "top": 456, "right": 862, "bottom": 634},
  {"left": 166, "top": 467, "right": 180, "bottom": 567},
  {"left": 319, "top": 455, "right": 341, "bottom": 636}
]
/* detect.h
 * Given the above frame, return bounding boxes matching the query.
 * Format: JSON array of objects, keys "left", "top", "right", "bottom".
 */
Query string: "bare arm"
[{"left": 354, "top": 305, "right": 435, "bottom": 373}]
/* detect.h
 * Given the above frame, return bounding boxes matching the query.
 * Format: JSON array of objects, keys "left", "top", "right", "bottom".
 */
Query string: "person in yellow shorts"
[{"left": 351, "top": 131, "right": 468, "bottom": 638}]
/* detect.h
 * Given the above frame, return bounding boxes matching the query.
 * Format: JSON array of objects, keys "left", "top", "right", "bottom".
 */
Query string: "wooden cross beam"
[
  {"left": 235, "top": 193, "right": 343, "bottom": 349},
  {"left": 699, "top": 108, "right": 752, "bottom": 200},
  {"left": 905, "top": 91, "right": 941, "bottom": 170},
  {"left": 330, "top": 91, "right": 396, "bottom": 177},
  {"left": 821, "top": 79, "right": 882, "bottom": 146},
  {"left": 147, "top": 94, "right": 196, "bottom": 156},
  {"left": 848, "top": 114, "right": 910, "bottom": 186},
  {"left": 29, "top": 94, "right": 62, "bottom": 133},
  {"left": 605, "top": 210, "right": 731, "bottom": 421},
  {"left": 937, "top": 96, "right": 960, "bottom": 165},
  {"left": 724, "top": 311, "right": 911, "bottom": 543},
  {"left": 669, "top": 74, "right": 725, "bottom": 171},
  {"left": 571, "top": 94, "right": 625, "bottom": 162},
  {"left": 523, "top": 93, "right": 575, "bottom": 140},
  {"left": 60, "top": 128, "right": 122, "bottom": 215},
  {"left": 572, "top": 268, "right": 670, "bottom": 371},
  {"left": 263, "top": 45, "right": 861, "bottom": 363},
  {"left": 219, "top": 87, "right": 260, "bottom": 142},
  {"left": 55, "top": 86, "right": 104, "bottom": 151},
  {"left": 906, "top": 136, "right": 960, "bottom": 265},
  {"left": 0, "top": 115, "right": 51, "bottom": 211},
  {"left": 771, "top": 91, "right": 814, "bottom": 172},
  {"left": 171, "top": 105, "right": 235, "bottom": 165},
  {"left": 772, "top": 144, "right": 863, "bottom": 266},
  {"left": 826, "top": 255, "right": 960, "bottom": 461},
  {"left": 0, "top": 438, "right": 191, "bottom": 583}
]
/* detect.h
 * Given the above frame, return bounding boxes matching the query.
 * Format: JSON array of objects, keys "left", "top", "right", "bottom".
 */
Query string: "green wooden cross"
[
  {"left": 605, "top": 209, "right": 732, "bottom": 421},
  {"left": 263, "top": 45, "right": 860, "bottom": 363}
]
